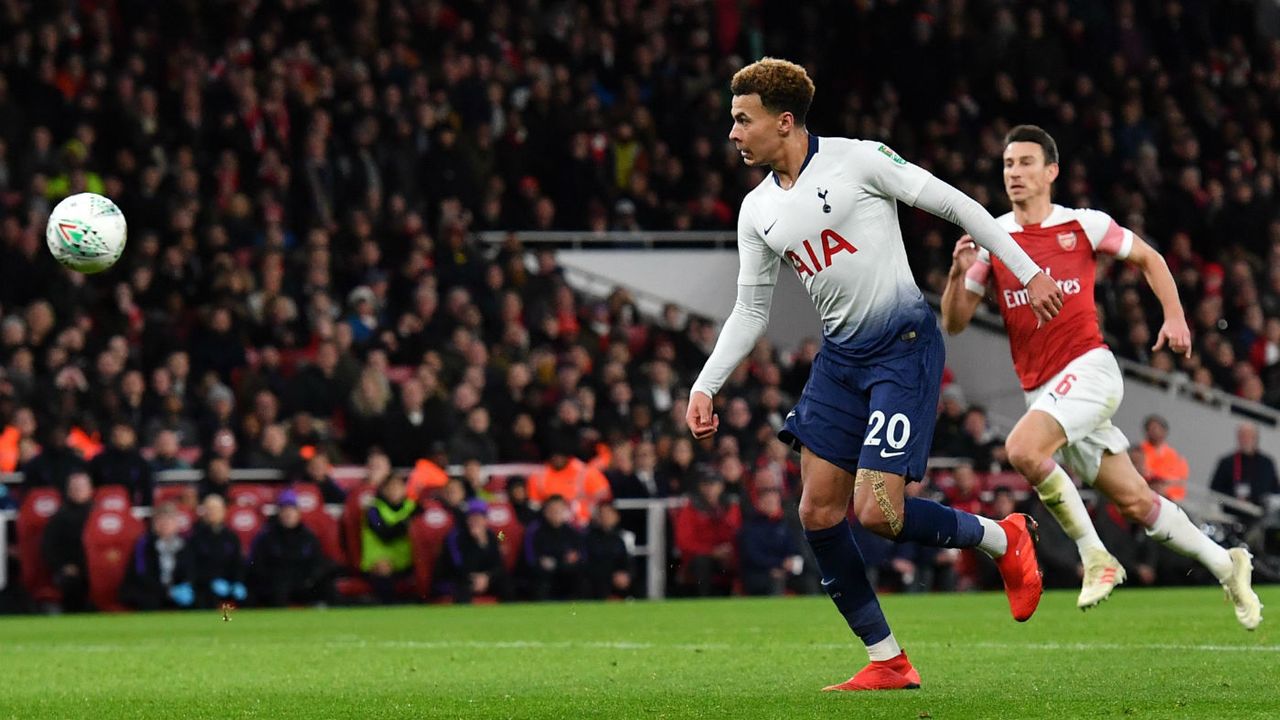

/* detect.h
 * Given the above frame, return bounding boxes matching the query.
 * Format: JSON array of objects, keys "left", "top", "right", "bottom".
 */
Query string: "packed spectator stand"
[{"left": 1, "top": 1, "right": 1280, "bottom": 612}]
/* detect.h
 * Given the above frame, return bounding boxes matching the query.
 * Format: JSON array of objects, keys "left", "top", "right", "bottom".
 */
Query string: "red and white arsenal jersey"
[{"left": 964, "top": 205, "right": 1134, "bottom": 390}]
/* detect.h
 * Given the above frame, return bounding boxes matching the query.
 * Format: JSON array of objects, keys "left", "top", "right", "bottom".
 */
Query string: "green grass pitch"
[{"left": 0, "top": 586, "right": 1276, "bottom": 719}]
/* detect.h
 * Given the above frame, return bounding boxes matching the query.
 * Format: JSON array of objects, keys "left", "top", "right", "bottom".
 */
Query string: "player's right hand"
[
  {"left": 950, "top": 235, "right": 978, "bottom": 275},
  {"left": 1025, "top": 272, "right": 1064, "bottom": 326},
  {"left": 687, "top": 391, "right": 719, "bottom": 440}
]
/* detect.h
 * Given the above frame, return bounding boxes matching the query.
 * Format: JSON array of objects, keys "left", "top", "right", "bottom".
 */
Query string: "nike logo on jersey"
[
  {"left": 764, "top": 219, "right": 778, "bottom": 235},
  {"left": 879, "top": 449, "right": 906, "bottom": 459}
]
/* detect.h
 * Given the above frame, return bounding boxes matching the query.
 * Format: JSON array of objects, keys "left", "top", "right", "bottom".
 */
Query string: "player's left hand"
[
  {"left": 1025, "top": 272, "right": 1064, "bottom": 325},
  {"left": 1153, "top": 317, "right": 1192, "bottom": 358}
]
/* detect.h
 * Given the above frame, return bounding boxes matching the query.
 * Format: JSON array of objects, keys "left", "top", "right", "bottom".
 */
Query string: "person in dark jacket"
[
  {"left": 89, "top": 421, "right": 153, "bottom": 506},
  {"left": 248, "top": 490, "right": 336, "bottom": 607},
  {"left": 505, "top": 477, "right": 538, "bottom": 527},
  {"left": 360, "top": 473, "right": 418, "bottom": 603},
  {"left": 1210, "top": 423, "right": 1280, "bottom": 516},
  {"left": 585, "top": 501, "right": 633, "bottom": 599},
  {"left": 188, "top": 494, "right": 246, "bottom": 608},
  {"left": 296, "top": 451, "right": 348, "bottom": 505},
  {"left": 41, "top": 471, "right": 95, "bottom": 612},
  {"left": 21, "top": 423, "right": 87, "bottom": 496},
  {"left": 119, "top": 503, "right": 197, "bottom": 611},
  {"left": 521, "top": 495, "right": 587, "bottom": 600},
  {"left": 198, "top": 456, "right": 233, "bottom": 501},
  {"left": 738, "top": 487, "right": 805, "bottom": 596},
  {"left": 437, "top": 499, "right": 511, "bottom": 603}
]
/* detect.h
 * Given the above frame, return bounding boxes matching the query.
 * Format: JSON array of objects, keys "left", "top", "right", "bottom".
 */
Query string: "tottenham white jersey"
[{"left": 736, "top": 135, "right": 936, "bottom": 360}]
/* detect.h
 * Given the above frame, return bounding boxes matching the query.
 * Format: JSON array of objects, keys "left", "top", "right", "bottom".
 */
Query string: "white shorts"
[{"left": 1023, "top": 347, "right": 1130, "bottom": 485}]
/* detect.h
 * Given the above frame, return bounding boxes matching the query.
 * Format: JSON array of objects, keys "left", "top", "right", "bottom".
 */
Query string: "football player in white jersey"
[
  {"left": 941, "top": 124, "right": 1261, "bottom": 629},
  {"left": 686, "top": 58, "right": 1065, "bottom": 691}
]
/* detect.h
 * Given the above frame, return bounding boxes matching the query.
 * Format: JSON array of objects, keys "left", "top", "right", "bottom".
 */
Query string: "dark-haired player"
[
  {"left": 941, "top": 124, "right": 1260, "bottom": 629},
  {"left": 687, "top": 58, "right": 1066, "bottom": 691}
]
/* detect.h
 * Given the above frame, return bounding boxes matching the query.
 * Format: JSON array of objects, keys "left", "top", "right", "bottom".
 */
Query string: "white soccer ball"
[{"left": 45, "top": 192, "right": 127, "bottom": 274}]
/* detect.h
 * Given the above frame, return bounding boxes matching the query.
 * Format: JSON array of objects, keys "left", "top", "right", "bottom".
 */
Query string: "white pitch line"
[
  {"left": 5, "top": 639, "right": 1276, "bottom": 655},
  {"left": 323, "top": 639, "right": 1280, "bottom": 654}
]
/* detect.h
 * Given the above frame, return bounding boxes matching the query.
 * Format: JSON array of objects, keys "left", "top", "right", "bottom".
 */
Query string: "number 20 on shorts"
[{"left": 864, "top": 411, "right": 911, "bottom": 449}]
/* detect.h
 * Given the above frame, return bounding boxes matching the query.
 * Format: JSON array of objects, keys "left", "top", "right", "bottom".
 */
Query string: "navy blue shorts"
[{"left": 780, "top": 328, "right": 944, "bottom": 481}]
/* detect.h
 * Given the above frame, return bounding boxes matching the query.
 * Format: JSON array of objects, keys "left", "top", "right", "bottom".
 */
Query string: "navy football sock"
[
  {"left": 804, "top": 519, "right": 891, "bottom": 646},
  {"left": 899, "top": 497, "right": 984, "bottom": 548}
]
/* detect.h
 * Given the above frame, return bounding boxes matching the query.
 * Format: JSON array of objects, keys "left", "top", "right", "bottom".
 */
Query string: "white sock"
[
  {"left": 866, "top": 633, "right": 902, "bottom": 661},
  {"left": 1034, "top": 464, "right": 1106, "bottom": 557},
  {"left": 1143, "top": 494, "right": 1233, "bottom": 581},
  {"left": 976, "top": 516, "right": 1007, "bottom": 557}
]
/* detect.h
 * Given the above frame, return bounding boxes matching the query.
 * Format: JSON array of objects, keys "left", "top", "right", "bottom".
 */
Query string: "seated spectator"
[
  {"left": 931, "top": 385, "right": 970, "bottom": 456},
  {"left": 448, "top": 407, "right": 499, "bottom": 464},
  {"left": 738, "top": 486, "right": 804, "bottom": 597},
  {"left": 505, "top": 477, "right": 538, "bottom": 527},
  {"left": 585, "top": 502, "right": 633, "bottom": 599},
  {"left": 674, "top": 472, "right": 742, "bottom": 596},
  {"left": 188, "top": 495, "right": 246, "bottom": 608},
  {"left": 198, "top": 456, "right": 233, "bottom": 501},
  {"left": 21, "top": 423, "right": 87, "bottom": 495},
  {"left": 1140, "top": 415, "right": 1190, "bottom": 501},
  {"left": 522, "top": 495, "right": 587, "bottom": 601},
  {"left": 297, "top": 451, "right": 347, "bottom": 505},
  {"left": 959, "top": 407, "right": 1007, "bottom": 472},
  {"left": 361, "top": 473, "right": 418, "bottom": 603},
  {"left": 461, "top": 458, "right": 497, "bottom": 502},
  {"left": 90, "top": 421, "right": 153, "bottom": 506},
  {"left": 148, "top": 429, "right": 191, "bottom": 474},
  {"left": 1211, "top": 423, "right": 1280, "bottom": 515},
  {"left": 244, "top": 424, "right": 297, "bottom": 474},
  {"left": 119, "top": 503, "right": 197, "bottom": 611},
  {"left": 527, "top": 431, "right": 611, "bottom": 526},
  {"left": 438, "top": 476, "right": 470, "bottom": 523},
  {"left": 41, "top": 471, "right": 95, "bottom": 612},
  {"left": 438, "top": 499, "right": 511, "bottom": 603},
  {"left": 943, "top": 464, "right": 984, "bottom": 516},
  {"left": 248, "top": 490, "right": 336, "bottom": 607}
]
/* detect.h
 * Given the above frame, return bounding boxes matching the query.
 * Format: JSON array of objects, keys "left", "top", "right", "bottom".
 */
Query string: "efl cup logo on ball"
[{"left": 45, "top": 192, "right": 128, "bottom": 274}]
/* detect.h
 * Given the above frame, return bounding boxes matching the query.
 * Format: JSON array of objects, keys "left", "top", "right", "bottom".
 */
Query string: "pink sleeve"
[
  {"left": 1095, "top": 220, "right": 1133, "bottom": 259},
  {"left": 963, "top": 258, "right": 990, "bottom": 295}
]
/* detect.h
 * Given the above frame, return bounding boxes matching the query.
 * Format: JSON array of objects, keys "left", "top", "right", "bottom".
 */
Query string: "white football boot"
[
  {"left": 1222, "top": 547, "right": 1263, "bottom": 631},
  {"left": 1078, "top": 548, "right": 1126, "bottom": 610}
]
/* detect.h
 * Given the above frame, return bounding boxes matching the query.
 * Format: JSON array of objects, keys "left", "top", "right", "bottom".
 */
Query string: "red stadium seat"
[
  {"left": 226, "top": 505, "right": 264, "bottom": 556},
  {"left": 82, "top": 509, "right": 144, "bottom": 612},
  {"left": 485, "top": 502, "right": 524, "bottom": 573},
  {"left": 228, "top": 484, "right": 277, "bottom": 508},
  {"left": 289, "top": 483, "right": 325, "bottom": 516},
  {"left": 984, "top": 471, "right": 1031, "bottom": 493},
  {"left": 17, "top": 488, "right": 63, "bottom": 603},
  {"left": 94, "top": 486, "right": 131, "bottom": 513},
  {"left": 409, "top": 502, "right": 455, "bottom": 600},
  {"left": 341, "top": 486, "right": 375, "bottom": 570},
  {"left": 152, "top": 484, "right": 196, "bottom": 509},
  {"left": 171, "top": 507, "right": 196, "bottom": 535},
  {"left": 300, "top": 510, "right": 344, "bottom": 564}
]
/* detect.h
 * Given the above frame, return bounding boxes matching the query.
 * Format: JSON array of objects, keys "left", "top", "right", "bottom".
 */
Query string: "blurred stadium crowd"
[{"left": 1, "top": 0, "right": 1279, "bottom": 611}]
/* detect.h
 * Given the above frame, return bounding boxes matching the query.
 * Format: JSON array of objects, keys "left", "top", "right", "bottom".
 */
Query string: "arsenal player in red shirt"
[{"left": 941, "top": 125, "right": 1260, "bottom": 629}]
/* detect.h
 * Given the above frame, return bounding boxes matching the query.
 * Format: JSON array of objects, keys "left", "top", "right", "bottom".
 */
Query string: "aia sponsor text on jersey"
[{"left": 785, "top": 229, "right": 858, "bottom": 278}]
